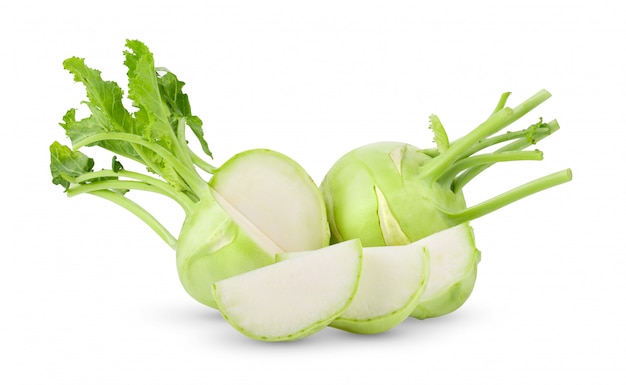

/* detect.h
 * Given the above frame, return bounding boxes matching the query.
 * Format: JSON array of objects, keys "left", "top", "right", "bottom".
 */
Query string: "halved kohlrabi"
[
  {"left": 213, "top": 239, "right": 362, "bottom": 341},
  {"left": 50, "top": 40, "right": 331, "bottom": 310},
  {"left": 411, "top": 222, "right": 479, "bottom": 319},
  {"left": 176, "top": 149, "right": 330, "bottom": 308}
]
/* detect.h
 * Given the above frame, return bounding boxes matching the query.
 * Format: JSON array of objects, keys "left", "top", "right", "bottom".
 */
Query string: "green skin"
[
  {"left": 412, "top": 260, "right": 477, "bottom": 320},
  {"left": 175, "top": 195, "right": 276, "bottom": 309},
  {"left": 322, "top": 142, "right": 466, "bottom": 245},
  {"left": 321, "top": 90, "right": 573, "bottom": 318},
  {"left": 411, "top": 223, "right": 480, "bottom": 319}
]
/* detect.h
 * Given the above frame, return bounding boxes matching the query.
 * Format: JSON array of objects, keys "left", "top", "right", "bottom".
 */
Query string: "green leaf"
[
  {"left": 123, "top": 40, "right": 193, "bottom": 190},
  {"left": 157, "top": 68, "right": 212, "bottom": 158},
  {"left": 49, "top": 40, "right": 217, "bottom": 248},
  {"left": 186, "top": 115, "right": 211, "bottom": 158},
  {"left": 54, "top": 40, "right": 212, "bottom": 202},
  {"left": 112, "top": 156, "right": 124, "bottom": 172},
  {"left": 50, "top": 141, "right": 94, "bottom": 190},
  {"left": 61, "top": 108, "right": 141, "bottom": 162},
  {"left": 124, "top": 40, "right": 173, "bottom": 143},
  {"left": 62, "top": 57, "right": 137, "bottom": 136},
  {"left": 61, "top": 58, "right": 141, "bottom": 162}
]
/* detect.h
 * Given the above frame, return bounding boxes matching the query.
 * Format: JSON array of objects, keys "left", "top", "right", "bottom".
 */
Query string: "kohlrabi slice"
[
  {"left": 213, "top": 239, "right": 362, "bottom": 341},
  {"left": 49, "top": 40, "right": 330, "bottom": 310},
  {"left": 278, "top": 241, "right": 430, "bottom": 334},
  {"left": 331, "top": 242, "right": 430, "bottom": 334},
  {"left": 411, "top": 223, "right": 479, "bottom": 319}
]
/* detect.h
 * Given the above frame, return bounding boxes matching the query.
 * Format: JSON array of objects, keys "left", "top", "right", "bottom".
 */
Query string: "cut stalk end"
[
  {"left": 449, "top": 168, "right": 573, "bottom": 224},
  {"left": 420, "top": 90, "right": 552, "bottom": 183}
]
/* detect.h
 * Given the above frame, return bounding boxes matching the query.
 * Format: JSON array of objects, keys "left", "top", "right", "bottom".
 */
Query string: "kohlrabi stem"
[
  {"left": 491, "top": 92, "right": 511, "bottom": 115},
  {"left": 68, "top": 180, "right": 163, "bottom": 196},
  {"left": 73, "top": 132, "right": 210, "bottom": 199},
  {"left": 439, "top": 150, "right": 543, "bottom": 188},
  {"left": 421, "top": 119, "right": 559, "bottom": 160},
  {"left": 447, "top": 168, "right": 573, "bottom": 224},
  {"left": 72, "top": 169, "right": 195, "bottom": 212},
  {"left": 174, "top": 117, "right": 195, "bottom": 170},
  {"left": 458, "top": 119, "right": 559, "bottom": 160},
  {"left": 453, "top": 120, "right": 560, "bottom": 191},
  {"left": 88, "top": 190, "right": 178, "bottom": 249},
  {"left": 191, "top": 152, "right": 218, "bottom": 174},
  {"left": 420, "top": 89, "right": 552, "bottom": 182},
  {"left": 67, "top": 180, "right": 194, "bottom": 215},
  {"left": 176, "top": 118, "right": 217, "bottom": 174}
]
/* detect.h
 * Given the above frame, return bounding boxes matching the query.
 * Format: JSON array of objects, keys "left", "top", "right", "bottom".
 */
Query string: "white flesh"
[
  {"left": 414, "top": 223, "right": 476, "bottom": 302},
  {"left": 211, "top": 189, "right": 284, "bottom": 256},
  {"left": 279, "top": 241, "right": 430, "bottom": 334},
  {"left": 210, "top": 150, "right": 329, "bottom": 253},
  {"left": 336, "top": 242, "right": 429, "bottom": 324},
  {"left": 213, "top": 239, "right": 362, "bottom": 341}
]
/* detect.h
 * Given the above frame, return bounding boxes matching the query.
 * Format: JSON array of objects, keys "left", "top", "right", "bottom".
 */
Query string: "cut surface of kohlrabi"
[
  {"left": 411, "top": 222, "right": 479, "bottom": 319},
  {"left": 210, "top": 149, "right": 329, "bottom": 252},
  {"left": 330, "top": 242, "right": 430, "bottom": 334},
  {"left": 213, "top": 239, "right": 362, "bottom": 341},
  {"left": 176, "top": 149, "right": 331, "bottom": 308}
]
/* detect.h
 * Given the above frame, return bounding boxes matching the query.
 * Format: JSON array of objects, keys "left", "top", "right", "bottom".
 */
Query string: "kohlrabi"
[
  {"left": 50, "top": 40, "right": 329, "bottom": 309},
  {"left": 214, "top": 239, "right": 363, "bottom": 341},
  {"left": 320, "top": 90, "right": 572, "bottom": 318}
]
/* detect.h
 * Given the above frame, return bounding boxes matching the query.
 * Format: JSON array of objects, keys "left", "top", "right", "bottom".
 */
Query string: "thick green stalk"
[
  {"left": 458, "top": 119, "right": 559, "bottom": 161},
  {"left": 491, "top": 92, "right": 511, "bottom": 115},
  {"left": 453, "top": 120, "right": 560, "bottom": 191},
  {"left": 72, "top": 169, "right": 195, "bottom": 213},
  {"left": 421, "top": 119, "right": 558, "bottom": 160},
  {"left": 420, "top": 89, "right": 552, "bottom": 182},
  {"left": 68, "top": 180, "right": 168, "bottom": 197},
  {"left": 447, "top": 168, "right": 573, "bottom": 224},
  {"left": 73, "top": 132, "right": 210, "bottom": 200},
  {"left": 88, "top": 190, "right": 178, "bottom": 249},
  {"left": 174, "top": 117, "right": 195, "bottom": 171},
  {"left": 66, "top": 180, "right": 191, "bottom": 215},
  {"left": 192, "top": 153, "right": 218, "bottom": 174},
  {"left": 438, "top": 150, "right": 543, "bottom": 188}
]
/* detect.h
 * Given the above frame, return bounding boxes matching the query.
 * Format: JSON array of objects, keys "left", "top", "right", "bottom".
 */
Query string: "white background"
[{"left": 2, "top": 1, "right": 624, "bottom": 384}]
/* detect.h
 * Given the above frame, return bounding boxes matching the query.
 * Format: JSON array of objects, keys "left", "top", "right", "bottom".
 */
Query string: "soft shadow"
[
  {"left": 207, "top": 310, "right": 479, "bottom": 350},
  {"left": 154, "top": 301, "right": 225, "bottom": 324},
  {"left": 154, "top": 301, "right": 484, "bottom": 349}
]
